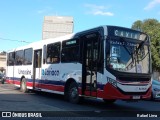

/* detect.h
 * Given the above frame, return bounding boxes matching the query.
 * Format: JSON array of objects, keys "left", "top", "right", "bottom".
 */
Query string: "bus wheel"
[
  {"left": 68, "top": 82, "right": 79, "bottom": 104},
  {"left": 20, "top": 78, "right": 28, "bottom": 93},
  {"left": 103, "top": 99, "right": 116, "bottom": 104}
]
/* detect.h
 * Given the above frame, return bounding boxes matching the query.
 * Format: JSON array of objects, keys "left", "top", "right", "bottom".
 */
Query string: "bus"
[{"left": 6, "top": 25, "right": 152, "bottom": 103}]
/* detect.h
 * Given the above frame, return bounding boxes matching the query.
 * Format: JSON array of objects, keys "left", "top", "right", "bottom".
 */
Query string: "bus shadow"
[
  {"left": 0, "top": 84, "right": 146, "bottom": 111},
  {"left": 30, "top": 90, "right": 144, "bottom": 111}
]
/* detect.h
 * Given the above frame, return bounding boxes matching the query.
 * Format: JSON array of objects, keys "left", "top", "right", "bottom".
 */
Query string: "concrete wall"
[{"left": 42, "top": 16, "right": 74, "bottom": 40}]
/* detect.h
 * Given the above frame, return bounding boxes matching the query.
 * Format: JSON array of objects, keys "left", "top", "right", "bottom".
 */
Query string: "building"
[
  {"left": 42, "top": 16, "right": 74, "bottom": 40},
  {"left": 0, "top": 52, "right": 6, "bottom": 72}
]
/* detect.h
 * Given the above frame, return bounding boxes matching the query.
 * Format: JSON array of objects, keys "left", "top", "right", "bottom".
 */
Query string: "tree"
[
  {"left": 131, "top": 20, "right": 143, "bottom": 31},
  {"left": 132, "top": 19, "right": 160, "bottom": 71}
]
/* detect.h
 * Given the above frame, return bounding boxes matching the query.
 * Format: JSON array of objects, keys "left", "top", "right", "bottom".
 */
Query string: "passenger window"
[
  {"left": 15, "top": 50, "right": 24, "bottom": 65},
  {"left": 8, "top": 52, "right": 15, "bottom": 66},
  {"left": 24, "top": 48, "right": 33, "bottom": 65},
  {"left": 61, "top": 39, "right": 79, "bottom": 63},
  {"left": 47, "top": 42, "right": 60, "bottom": 64}
]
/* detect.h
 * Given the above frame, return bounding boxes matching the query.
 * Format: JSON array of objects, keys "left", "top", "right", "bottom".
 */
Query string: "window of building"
[
  {"left": 47, "top": 42, "right": 60, "bottom": 64},
  {"left": 15, "top": 50, "right": 24, "bottom": 65},
  {"left": 24, "top": 48, "right": 33, "bottom": 65},
  {"left": 61, "top": 39, "right": 79, "bottom": 62}
]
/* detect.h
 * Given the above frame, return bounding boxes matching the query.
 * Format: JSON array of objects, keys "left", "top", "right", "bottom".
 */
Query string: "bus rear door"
[{"left": 33, "top": 49, "right": 42, "bottom": 89}]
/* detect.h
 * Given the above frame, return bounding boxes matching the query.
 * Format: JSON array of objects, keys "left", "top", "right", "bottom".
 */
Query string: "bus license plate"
[{"left": 132, "top": 96, "right": 140, "bottom": 99}]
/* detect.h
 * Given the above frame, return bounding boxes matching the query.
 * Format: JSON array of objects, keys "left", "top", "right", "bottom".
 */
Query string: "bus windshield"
[{"left": 106, "top": 37, "right": 150, "bottom": 73}]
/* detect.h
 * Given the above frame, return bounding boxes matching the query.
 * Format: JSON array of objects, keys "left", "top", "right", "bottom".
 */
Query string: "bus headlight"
[{"left": 107, "top": 77, "right": 117, "bottom": 87}]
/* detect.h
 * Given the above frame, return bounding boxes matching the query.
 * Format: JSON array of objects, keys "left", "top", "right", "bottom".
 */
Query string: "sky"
[{"left": 0, "top": 0, "right": 160, "bottom": 52}]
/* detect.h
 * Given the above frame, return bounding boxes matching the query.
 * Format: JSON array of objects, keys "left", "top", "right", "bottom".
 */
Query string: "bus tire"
[
  {"left": 103, "top": 99, "right": 116, "bottom": 104},
  {"left": 20, "top": 78, "right": 28, "bottom": 93},
  {"left": 67, "top": 82, "right": 79, "bottom": 104}
]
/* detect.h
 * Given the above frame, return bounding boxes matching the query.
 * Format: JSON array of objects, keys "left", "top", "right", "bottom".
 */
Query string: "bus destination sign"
[
  {"left": 107, "top": 26, "right": 147, "bottom": 41},
  {"left": 114, "top": 29, "right": 140, "bottom": 39}
]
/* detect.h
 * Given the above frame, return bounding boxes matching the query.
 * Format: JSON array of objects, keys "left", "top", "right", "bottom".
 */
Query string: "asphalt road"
[{"left": 0, "top": 83, "right": 160, "bottom": 120}]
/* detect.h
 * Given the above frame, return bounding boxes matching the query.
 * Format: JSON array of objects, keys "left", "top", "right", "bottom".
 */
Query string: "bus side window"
[
  {"left": 15, "top": 50, "right": 24, "bottom": 66},
  {"left": 8, "top": 52, "right": 15, "bottom": 66},
  {"left": 61, "top": 39, "right": 79, "bottom": 63},
  {"left": 47, "top": 42, "right": 60, "bottom": 64},
  {"left": 24, "top": 48, "right": 33, "bottom": 65}
]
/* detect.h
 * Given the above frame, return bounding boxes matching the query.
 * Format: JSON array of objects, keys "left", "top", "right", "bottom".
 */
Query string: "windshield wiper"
[
  {"left": 137, "top": 38, "right": 148, "bottom": 51},
  {"left": 133, "top": 38, "right": 148, "bottom": 60}
]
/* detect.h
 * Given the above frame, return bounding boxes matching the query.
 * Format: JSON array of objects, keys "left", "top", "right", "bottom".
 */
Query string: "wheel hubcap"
[{"left": 22, "top": 81, "right": 25, "bottom": 90}]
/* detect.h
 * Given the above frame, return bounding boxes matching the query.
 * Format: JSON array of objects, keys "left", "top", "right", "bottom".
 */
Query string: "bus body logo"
[
  {"left": 42, "top": 69, "right": 59, "bottom": 76},
  {"left": 18, "top": 69, "right": 31, "bottom": 75}
]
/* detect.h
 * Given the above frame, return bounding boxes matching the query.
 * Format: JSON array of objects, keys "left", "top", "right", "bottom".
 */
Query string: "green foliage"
[{"left": 132, "top": 19, "right": 160, "bottom": 71}]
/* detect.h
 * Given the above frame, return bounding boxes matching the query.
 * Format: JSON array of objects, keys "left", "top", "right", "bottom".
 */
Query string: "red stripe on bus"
[
  {"left": 6, "top": 79, "right": 151, "bottom": 100},
  {"left": 6, "top": 79, "right": 14, "bottom": 84},
  {"left": 78, "top": 83, "right": 151, "bottom": 100},
  {"left": 26, "top": 82, "right": 33, "bottom": 87},
  {"left": 101, "top": 83, "right": 151, "bottom": 100},
  {"left": 38, "top": 84, "right": 64, "bottom": 92}
]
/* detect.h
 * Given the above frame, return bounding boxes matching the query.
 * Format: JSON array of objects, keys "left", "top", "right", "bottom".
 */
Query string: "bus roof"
[
  {"left": 7, "top": 33, "right": 75, "bottom": 52},
  {"left": 7, "top": 25, "right": 148, "bottom": 53}
]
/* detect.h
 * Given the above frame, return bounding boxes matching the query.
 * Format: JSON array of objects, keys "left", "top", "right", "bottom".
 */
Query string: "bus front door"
[
  {"left": 33, "top": 49, "right": 42, "bottom": 89},
  {"left": 82, "top": 36, "right": 99, "bottom": 97}
]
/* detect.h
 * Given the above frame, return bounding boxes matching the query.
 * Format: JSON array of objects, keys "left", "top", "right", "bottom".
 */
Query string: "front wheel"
[
  {"left": 67, "top": 82, "right": 79, "bottom": 104},
  {"left": 20, "top": 78, "right": 28, "bottom": 93}
]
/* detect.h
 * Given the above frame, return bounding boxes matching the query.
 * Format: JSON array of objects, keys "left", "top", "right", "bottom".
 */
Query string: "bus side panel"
[
  {"left": 6, "top": 66, "right": 14, "bottom": 84},
  {"left": 60, "top": 63, "right": 82, "bottom": 83},
  {"left": 60, "top": 63, "right": 82, "bottom": 94},
  {"left": 38, "top": 63, "right": 82, "bottom": 93},
  {"left": 13, "top": 65, "right": 33, "bottom": 89},
  {"left": 38, "top": 63, "right": 62, "bottom": 91}
]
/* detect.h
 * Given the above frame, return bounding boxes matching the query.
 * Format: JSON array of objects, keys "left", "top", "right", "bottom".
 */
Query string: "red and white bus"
[{"left": 6, "top": 25, "right": 152, "bottom": 103}]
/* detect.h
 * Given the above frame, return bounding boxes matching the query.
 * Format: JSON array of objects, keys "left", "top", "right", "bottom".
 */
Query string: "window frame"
[
  {"left": 23, "top": 48, "right": 33, "bottom": 65},
  {"left": 46, "top": 42, "right": 61, "bottom": 64},
  {"left": 15, "top": 50, "right": 24, "bottom": 66},
  {"left": 61, "top": 39, "right": 80, "bottom": 63},
  {"left": 7, "top": 52, "right": 15, "bottom": 66}
]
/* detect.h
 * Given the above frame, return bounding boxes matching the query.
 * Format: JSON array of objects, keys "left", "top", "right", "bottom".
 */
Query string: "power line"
[{"left": 0, "top": 37, "right": 31, "bottom": 43}]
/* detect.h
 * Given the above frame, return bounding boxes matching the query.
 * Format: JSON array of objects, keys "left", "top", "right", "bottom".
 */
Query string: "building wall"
[
  {"left": 0, "top": 54, "right": 6, "bottom": 72},
  {"left": 42, "top": 16, "right": 73, "bottom": 40}
]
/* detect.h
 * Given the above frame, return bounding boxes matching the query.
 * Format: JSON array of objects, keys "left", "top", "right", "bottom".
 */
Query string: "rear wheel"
[
  {"left": 67, "top": 82, "right": 79, "bottom": 104},
  {"left": 20, "top": 78, "right": 28, "bottom": 93}
]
